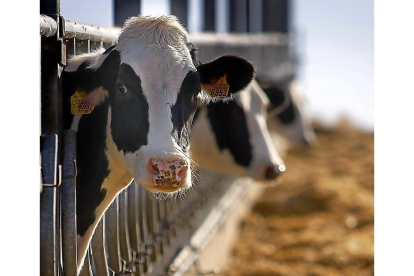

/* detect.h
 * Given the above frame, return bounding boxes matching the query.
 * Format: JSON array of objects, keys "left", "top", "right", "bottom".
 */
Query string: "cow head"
[
  {"left": 62, "top": 15, "right": 255, "bottom": 194},
  {"left": 191, "top": 80, "right": 285, "bottom": 181},
  {"left": 259, "top": 80, "right": 316, "bottom": 146}
]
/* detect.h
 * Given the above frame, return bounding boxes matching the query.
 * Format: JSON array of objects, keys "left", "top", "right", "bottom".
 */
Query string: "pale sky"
[{"left": 60, "top": 0, "right": 374, "bottom": 130}]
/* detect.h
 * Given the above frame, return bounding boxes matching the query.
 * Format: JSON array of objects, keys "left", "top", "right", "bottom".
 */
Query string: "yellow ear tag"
[
  {"left": 209, "top": 75, "right": 230, "bottom": 98},
  {"left": 70, "top": 90, "right": 95, "bottom": 114}
]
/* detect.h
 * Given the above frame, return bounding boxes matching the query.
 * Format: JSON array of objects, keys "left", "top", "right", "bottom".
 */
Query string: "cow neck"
[{"left": 75, "top": 99, "right": 133, "bottom": 266}]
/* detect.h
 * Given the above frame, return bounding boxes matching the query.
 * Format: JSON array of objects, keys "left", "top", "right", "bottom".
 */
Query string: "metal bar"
[
  {"left": 127, "top": 183, "right": 144, "bottom": 275},
  {"left": 139, "top": 186, "right": 153, "bottom": 275},
  {"left": 263, "top": 0, "right": 289, "bottom": 33},
  {"left": 114, "top": 0, "right": 141, "bottom": 27},
  {"left": 40, "top": 134, "right": 58, "bottom": 276},
  {"left": 170, "top": 0, "right": 188, "bottom": 28},
  {"left": 40, "top": 16, "right": 289, "bottom": 46},
  {"left": 105, "top": 197, "right": 123, "bottom": 274},
  {"left": 248, "top": 0, "right": 262, "bottom": 32},
  {"left": 40, "top": 14, "right": 58, "bottom": 37},
  {"left": 61, "top": 130, "right": 78, "bottom": 275},
  {"left": 91, "top": 217, "right": 110, "bottom": 276},
  {"left": 119, "top": 188, "right": 134, "bottom": 273},
  {"left": 203, "top": 0, "right": 215, "bottom": 31},
  {"left": 229, "top": 0, "right": 248, "bottom": 32},
  {"left": 64, "top": 19, "right": 120, "bottom": 44}
]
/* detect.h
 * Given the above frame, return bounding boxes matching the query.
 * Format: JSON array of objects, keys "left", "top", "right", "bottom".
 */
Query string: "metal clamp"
[{"left": 41, "top": 164, "right": 62, "bottom": 187}]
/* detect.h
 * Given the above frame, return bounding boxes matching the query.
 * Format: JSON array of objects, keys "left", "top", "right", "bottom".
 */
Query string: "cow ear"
[
  {"left": 197, "top": 55, "right": 255, "bottom": 100},
  {"left": 62, "top": 48, "right": 121, "bottom": 113}
]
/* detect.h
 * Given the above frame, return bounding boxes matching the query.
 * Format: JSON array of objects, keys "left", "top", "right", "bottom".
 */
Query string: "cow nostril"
[{"left": 147, "top": 160, "right": 160, "bottom": 175}]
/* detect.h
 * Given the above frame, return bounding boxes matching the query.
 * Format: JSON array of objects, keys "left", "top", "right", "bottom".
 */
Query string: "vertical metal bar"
[
  {"left": 139, "top": 186, "right": 153, "bottom": 275},
  {"left": 262, "top": 0, "right": 289, "bottom": 33},
  {"left": 170, "top": 0, "right": 188, "bottom": 28},
  {"left": 91, "top": 217, "right": 110, "bottom": 276},
  {"left": 127, "top": 183, "right": 144, "bottom": 276},
  {"left": 87, "top": 38, "right": 91, "bottom": 53},
  {"left": 119, "top": 188, "right": 135, "bottom": 273},
  {"left": 105, "top": 198, "right": 123, "bottom": 274},
  {"left": 248, "top": 0, "right": 262, "bottom": 32},
  {"left": 229, "top": 0, "right": 248, "bottom": 32},
  {"left": 40, "top": 134, "right": 58, "bottom": 276},
  {"left": 203, "top": 0, "right": 215, "bottom": 31},
  {"left": 147, "top": 196, "right": 162, "bottom": 275},
  {"left": 114, "top": 0, "right": 141, "bottom": 27},
  {"left": 73, "top": 37, "right": 77, "bottom": 55},
  {"left": 61, "top": 130, "right": 78, "bottom": 275}
]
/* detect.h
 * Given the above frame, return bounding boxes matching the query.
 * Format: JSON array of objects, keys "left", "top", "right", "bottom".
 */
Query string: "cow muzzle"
[{"left": 147, "top": 157, "right": 189, "bottom": 191}]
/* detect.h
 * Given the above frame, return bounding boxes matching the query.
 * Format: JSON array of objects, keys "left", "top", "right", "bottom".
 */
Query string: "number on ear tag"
[
  {"left": 209, "top": 75, "right": 230, "bottom": 98},
  {"left": 70, "top": 90, "right": 95, "bottom": 114}
]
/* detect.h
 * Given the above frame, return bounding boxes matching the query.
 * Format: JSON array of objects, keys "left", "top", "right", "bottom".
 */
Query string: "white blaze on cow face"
[
  {"left": 241, "top": 81, "right": 285, "bottom": 179},
  {"left": 266, "top": 80, "right": 316, "bottom": 146},
  {"left": 191, "top": 81, "right": 285, "bottom": 181}
]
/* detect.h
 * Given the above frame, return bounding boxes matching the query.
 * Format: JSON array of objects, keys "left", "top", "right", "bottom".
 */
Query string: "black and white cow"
[
  {"left": 258, "top": 79, "right": 316, "bottom": 146},
  {"left": 191, "top": 79, "right": 286, "bottom": 180},
  {"left": 61, "top": 15, "right": 255, "bottom": 271}
]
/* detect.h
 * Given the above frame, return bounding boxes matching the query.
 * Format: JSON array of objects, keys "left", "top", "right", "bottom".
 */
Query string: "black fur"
[
  {"left": 76, "top": 100, "right": 110, "bottom": 236},
  {"left": 206, "top": 101, "right": 253, "bottom": 167},
  {"left": 197, "top": 55, "right": 255, "bottom": 94},
  {"left": 171, "top": 71, "right": 201, "bottom": 150},
  {"left": 110, "top": 64, "right": 149, "bottom": 153}
]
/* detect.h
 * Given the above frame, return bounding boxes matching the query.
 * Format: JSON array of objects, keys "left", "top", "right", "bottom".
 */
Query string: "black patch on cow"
[
  {"left": 171, "top": 71, "right": 201, "bottom": 150},
  {"left": 206, "top": 101, "right": 253, "bottom": 167},
  {"left": 277, "top": 102, "right": 296, "bottom": 124},
  {"left": 262, "top": 85, "right": 286, "bottom": 108},
  {"left": 110, "top": 64, "right": 149, "bottom": 153},
  {"left": 197, "top": 55, "right": 255, "bottom": 95},
  {"left": 76, "top": 100, "right": 110, "bottom": 236}
]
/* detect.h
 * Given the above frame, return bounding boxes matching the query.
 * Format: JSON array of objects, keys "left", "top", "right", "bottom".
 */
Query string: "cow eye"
[
  {"left": 118, "top": 85, "right": 128, "bottom": 94},
  {"left": 192, "top": 89, "right": 201, "bottom": 101}
]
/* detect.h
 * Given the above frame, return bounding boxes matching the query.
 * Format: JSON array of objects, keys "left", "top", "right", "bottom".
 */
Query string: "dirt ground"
[{"left": 224, "top": 121, "right": 374, "bottom": 276}]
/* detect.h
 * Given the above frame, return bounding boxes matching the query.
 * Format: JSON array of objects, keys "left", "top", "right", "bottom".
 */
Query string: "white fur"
[{"left": 267, "top": 80, "right": 316, "bottom": 146}]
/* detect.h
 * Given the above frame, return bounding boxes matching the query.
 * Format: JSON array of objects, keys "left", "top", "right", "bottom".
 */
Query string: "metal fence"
[{"left": 40, "top": 14, "right": 293, "bottom": 276}]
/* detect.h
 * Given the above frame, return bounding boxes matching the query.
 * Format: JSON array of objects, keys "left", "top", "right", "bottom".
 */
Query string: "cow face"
[
  {"left": 63, "top": 15, "right": 255, "bottom": 194},
  {"left": 260, "top": 80, "right": 316, "bottom": 146},
  {"left": 191, "top": 80, "right": 285, "bottom": 181}
]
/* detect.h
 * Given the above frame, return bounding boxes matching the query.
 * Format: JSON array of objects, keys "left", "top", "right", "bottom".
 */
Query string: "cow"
[
  {"left": 61, "top": 15, "right": 255, "bottom": 272},
  {"left": 191, "top": 79, "right": 286, "bottom": 180},
  {"left": 258, "top": 79, "right": 316, "bottom": 147}
]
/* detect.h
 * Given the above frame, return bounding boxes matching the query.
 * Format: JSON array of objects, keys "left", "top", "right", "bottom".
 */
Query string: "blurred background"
[
  {"left": 61, "top": 0, "right": 374, "bottom": 132},
  {"left": 59, "top": 1, "right": 374, "bottom": 275}
]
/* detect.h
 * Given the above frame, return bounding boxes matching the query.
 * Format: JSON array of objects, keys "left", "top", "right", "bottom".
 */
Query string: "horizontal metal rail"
[
  {"left": 40, "top": 15, "right": 289, "bottom": 46},
  {"left": 40, "top": 14, "right": 58, "bottom": 37}
]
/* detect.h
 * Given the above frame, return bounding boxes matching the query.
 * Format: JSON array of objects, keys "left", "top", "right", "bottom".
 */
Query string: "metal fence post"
[{"left": 61, "top": 130, "right": 78, "bottom": 275}]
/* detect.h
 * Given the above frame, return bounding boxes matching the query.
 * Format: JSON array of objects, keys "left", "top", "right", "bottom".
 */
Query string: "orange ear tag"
[
  {"left": 70, "top": 89, "right": 95, "bottom": 114},
  {"left": 209, "top": 75, "right": 230, "bottom": 98}
]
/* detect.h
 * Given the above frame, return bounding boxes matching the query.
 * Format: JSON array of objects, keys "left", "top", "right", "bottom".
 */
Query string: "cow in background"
[
  {"left": 191, "top": 80, "right": 286, "bottom": 181},
  {"left": 258, "top": 79, "right": 316, "bottom": 150},
  {"left": 62, "top": 15, "right": 255, "bottom": 271}
]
